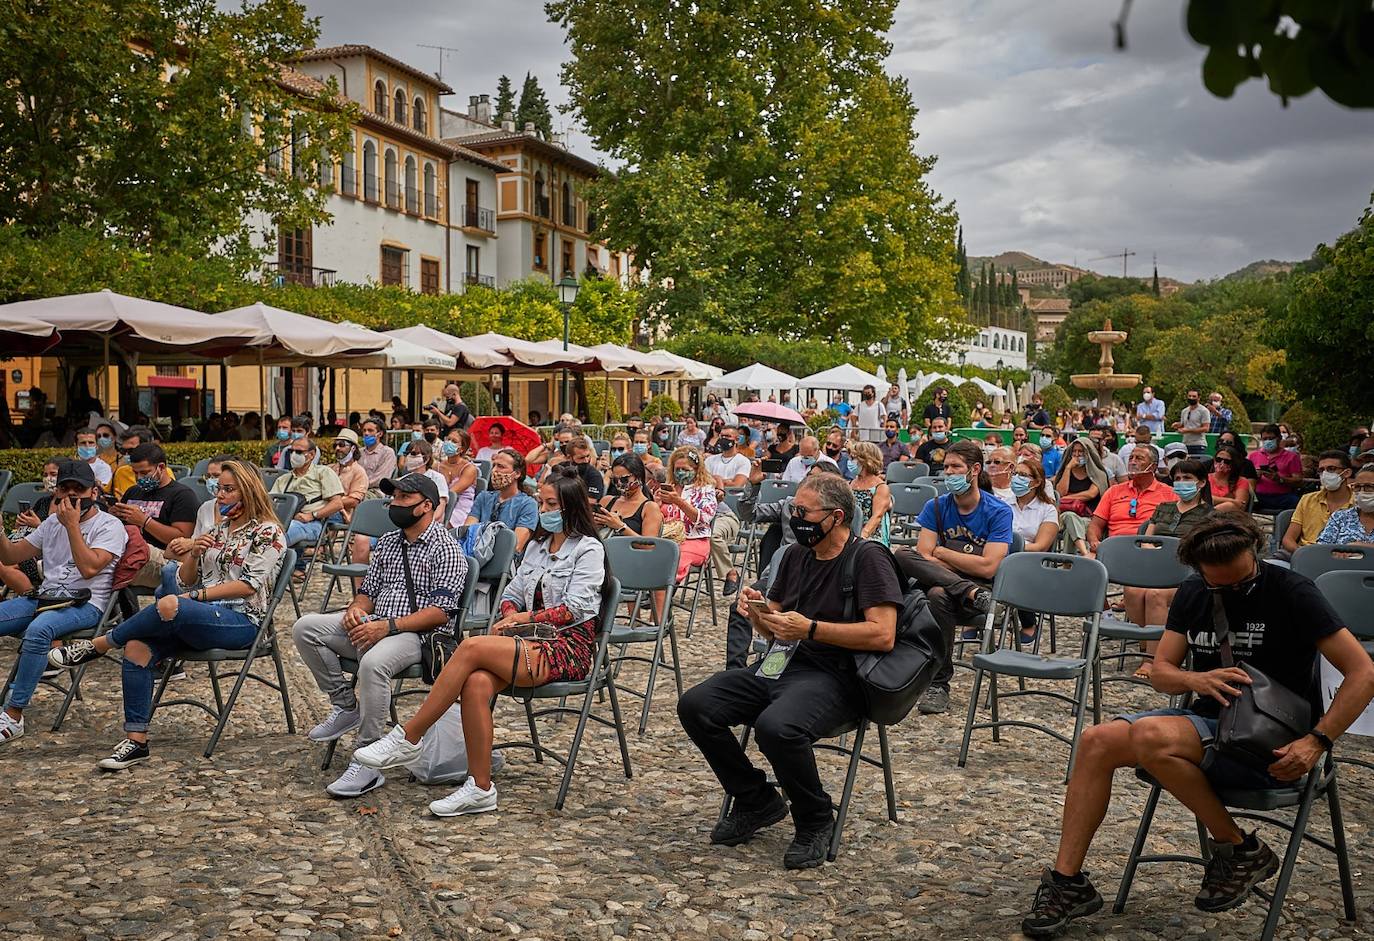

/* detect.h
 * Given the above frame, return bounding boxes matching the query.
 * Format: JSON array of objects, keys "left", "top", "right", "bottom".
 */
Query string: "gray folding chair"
[
  {"left": 2, "top": 589, "right": 122, "bottom": 732},
  {"left": 884, "top": 461, "right": 929, "bottom": 484},
  {"left": 1268, "top": 508, "right": 1295, "bottom": 557},
  {"left": 182, "top": 477, "right": 211, "bottom": 506},
  {"left": 0, "top": 469, "right": 14, "bottom": 506},
  {"left": 495, "top": 576, "right": 631, "bottom": 810},
  {"left": 1, "top": 481, "right": 47, "bottom": 515},
  {"left": 270, "top": 492, "right": 306, "bottom": 615},
  {"left": 168, "top": 463, "right": 191, "bottom": 480},
  {"left": 261, "top": 467, "right": 289, "bottom": 490},
  {"left": 757, "top": 479, "right": 797, "bottom": 504},
  {"left": 958, "top": 551, "right": 1109, "bottom": 782},
  {"left": 1315, "top": 570, "right": 1374, "bottom": 775},
  {"left": 191, "top": 458, "right": 213, "bottom": 478},
  {"left": 912, "top": 475, "right": 947, "bottom": 490},
  {"left": 456, "top": 527, "right": 518, "bottom": 635},
  {"left": 605, "top": 537, "right": 681, "bottom": 734},
  {"left": 1092, "top": 535, "right": 1190, "bottom": 696},
  {"left": 476, "top": 459, "right": 491, "bottom": 481},
  {"left": 150, "top": 549, "right": 298, "bottom": 757},
  {"left": 887, "top": 482, "right": 938, "bottom": 548},
  {"left": 318, "top": 499, "right": 398, "bottom": 612},
  {"left": 1292, "top": 543, "right": 1374, "bottom": 582}
]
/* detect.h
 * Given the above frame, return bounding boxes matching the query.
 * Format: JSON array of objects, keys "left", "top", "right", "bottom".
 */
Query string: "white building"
[{"left": 963, "top": 326, "right": 1028, "bottom": 370}]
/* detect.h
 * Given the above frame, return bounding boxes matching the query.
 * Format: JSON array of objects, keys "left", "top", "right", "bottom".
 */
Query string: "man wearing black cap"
[
  {"left": 0, "top": 461, "right": 127, "bottom": 746},
  {"left": 293, "top": 472, "right": 469, "bottom": 798}
]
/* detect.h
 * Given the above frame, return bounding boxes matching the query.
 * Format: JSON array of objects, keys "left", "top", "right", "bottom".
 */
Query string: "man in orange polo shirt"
[{"left": 1082, "top": 445, "right": 1177, "bottom": 557}]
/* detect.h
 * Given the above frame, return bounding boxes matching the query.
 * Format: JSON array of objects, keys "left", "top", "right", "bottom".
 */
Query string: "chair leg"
[
  {"left": 637, "top": 630, "right": 666, "bottom": 735},
  {"left": 828, "top": 720, "right": 868, "bottom": 862},
  {"left": 667, "top": 624, "right": 684, "bottom": 697},
  {"left": 203, "top": 651, "right": 258, "bottom": 759},
  {"left": 322, "top": 736, "right": 339, "bottom": 770},
  {"left": 51, "top": 662, "right": 88, "bottom": 731},
  {"left": 1064, "top": 668, "right": 1091, "bottom": 785},
  {"left": 1260, "top": 774, "right": 1322, "bottom": 941},
  {"left": 553, "top": 679, "right": 601, "bottom": 811},
  {"left": 958, "top": 667, "right": 985, "bottom": 768},
  {"left": 1112, "top": 783, "right": 1164, "bottom": 914},
  {"left": 704, "top": 566, "right": 717, "bottom": 626},
  {"left": 989, "top": 672, "right": 1000, "bottom": 742},
  {"left": 271, "top": 640, "right": 295, "bottom": 734},
  {"left": 607, "top": 673, "right": 632, "bottom": 780},
  {"left": 1325, "top": 772, "right": 1357, "bottom": 923},
  {"left": 524, "top": 698, "right": 543, "bottom": 764},
  {"left": 878, "top": 724, "right": 897, "bottom": 822},
  {"left": 208, "top": 661, "right": 225, "bottom": 714}
]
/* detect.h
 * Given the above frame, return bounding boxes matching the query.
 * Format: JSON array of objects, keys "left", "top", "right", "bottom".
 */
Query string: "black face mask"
[
  {"left": 824, "top": 445, "right": 841, "bottom": 457},
  {"left": 387, "top": 501, "right": 425, "bottom": 529},
  {"left": 789, "top": 510, "right": 835, "bottom": 548},
  {"left": 424, "top": 433, "right": 438, "bottom": 443}
]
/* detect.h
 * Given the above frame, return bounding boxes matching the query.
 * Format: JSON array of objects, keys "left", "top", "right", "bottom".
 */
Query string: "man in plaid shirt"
[
  {"left": 1205, "top": 391, "right": 1232, "bottom": 435},
  {"left": 293, "top": 473, "right": 468, "bottom": 798}
]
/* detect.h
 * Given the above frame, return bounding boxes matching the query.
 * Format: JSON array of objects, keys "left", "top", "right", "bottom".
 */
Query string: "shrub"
[
  {"left": 1281, "top": 400, "right": 1352, "bottom": 451},
  {"left": 583, "top": 379, "right": 624, "bottom": 424},
  {"left": 1216, "top": 385, "right": 1252, "bottom": 437},
  {"left": 957, "top": 382, "right": 991, "bottom": 417},
  {"left": 641, "top": 394, "right": 682, "bottom": 421},
  {"left": 910, "top": 384, "right": 970, "bottom": 429},
  {"left": 1037, "top": 382, "right": 1073, "bottom": 415},
  {"left": 458, "top": 382, "right": 497, "bottom": 416}
]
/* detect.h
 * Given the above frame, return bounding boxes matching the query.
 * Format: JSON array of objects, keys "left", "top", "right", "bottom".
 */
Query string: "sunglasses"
[
  {"left": 611, "top": 475, "right": 636, "bottom": 486},
  {"left": 1128, "top": 498, "right": 1139, "bottom": 518},
  {"left": 1212, "top": 458, "right": 1232, "bottom": 466}
]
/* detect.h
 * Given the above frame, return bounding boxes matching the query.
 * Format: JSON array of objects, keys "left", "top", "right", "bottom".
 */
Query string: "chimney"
[
  {"left": 523, "top": 121, "right": 537, "bottom": 136},
  {"left": 475, "top": 93, "right": 491, "bottom": 125},
  {"left": 501, "top": 112, "right": 515, "bottom": 132},
  {"left": 467, "top": 95, "right": 480, "bottom": 120}
]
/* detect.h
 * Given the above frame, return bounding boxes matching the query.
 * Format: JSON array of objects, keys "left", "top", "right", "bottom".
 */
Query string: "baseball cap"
[
  {"left": 334, "top": 428, "right": 360, "bottom": 446},
  {"left": 55, "top": 459, "right": 96, "bottom": 489},
  {"left": 380, "top": 472, "right": 440, "bottom": 506},
  {"left": 1163, "top": 442, "right": 1189, "bottom": 460}
]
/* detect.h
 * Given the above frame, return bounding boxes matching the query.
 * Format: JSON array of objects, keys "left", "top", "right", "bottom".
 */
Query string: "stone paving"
[{"left": 3, "top": 582, "right": 1374, "bottom": 941}]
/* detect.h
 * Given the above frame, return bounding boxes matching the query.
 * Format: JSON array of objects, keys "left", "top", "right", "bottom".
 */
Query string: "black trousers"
[
  {"left": 724, "top": 578, "right": 767, "bottom": 671},
  {"left": 894, "top": 550, "right": 989, "bottom": 688},
  {"left": 677, "top": 661, "right": 860, "bottom": 832}
]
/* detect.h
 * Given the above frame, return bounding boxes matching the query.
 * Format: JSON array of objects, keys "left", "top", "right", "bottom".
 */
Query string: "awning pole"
[
  {"left": 257, "top": 348, "right": 267, "bottom": 439},
  {"left": 102, "top": 334, "right": 111, "bottom": 415}
]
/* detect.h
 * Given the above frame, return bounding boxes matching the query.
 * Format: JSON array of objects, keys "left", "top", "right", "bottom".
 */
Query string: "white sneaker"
[
  {"left": 429, "top": 777, "right": 498, "bottom": 817},
  {"left": 325, "top": 761, "right": 385, "bottom": 798},
  {"left": 352, "top": 725, "right": 421, "bottom": 770},
  {"left": 0, "top": 711, "right": 22, "bottom": 746},
  {"left": 308, "top": 705, "right": 362, "bottom": 742}
]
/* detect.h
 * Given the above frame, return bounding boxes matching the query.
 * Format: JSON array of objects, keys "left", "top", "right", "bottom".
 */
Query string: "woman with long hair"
[
  {"left": 1052, "top": 438, "right": 1109, "bottom": 513},
  {"left": 593, "top": 454, "right": 663, "bottom": 540},
  {"left": 1007, "top": 458, "right": 1060, "bottom": 643},
  {"left": 849, "top": 441, "right": 892, "bottom": 545},
  {"left": 656, "top": 446, "right": 717, "bottom": 582},
  {"left": 1208, "top": 444, "right": 1253, "bottom": 513},
  {"left": 50, "top": 461, "right": 285, "bottom": 771},
  {"left": 437, "top": 428, "right": 478, "bottom": 525},
  {"left": 352, "top": 472, "right": 608, "bottom": 817}
]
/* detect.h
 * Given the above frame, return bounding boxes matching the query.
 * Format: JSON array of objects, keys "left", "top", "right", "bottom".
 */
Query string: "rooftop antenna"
[{"left": 416, "top": 44, "right": 460, "bottom": 88}]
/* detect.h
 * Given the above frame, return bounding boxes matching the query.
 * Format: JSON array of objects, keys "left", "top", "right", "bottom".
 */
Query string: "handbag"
[
  {"left": 1209, "top": 591, "right": 1312, "bottom": 771},
  {"left": 1058, "top": 497, "right": 1092, "bottom": 518},
  {"left": 30, "top": 586, "right": 92, "bottom": 613},
  {"left": 400, "top": 540, "right": 460, "bottom": 685}
]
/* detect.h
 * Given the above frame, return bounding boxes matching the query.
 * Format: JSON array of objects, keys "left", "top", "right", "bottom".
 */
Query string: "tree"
[
  {"left": 1037, "top": 382, "right": 1074, "bottom": 414},
  {"left": 1144, "top": 307, "right": 1289, "bottom": 405},
  {"left": 515, "top": 72, "right": 553, "bottom": 138},
  {"left": 0, "top": 0, "right": 354, "bottom": 264},
  {"left": 494, "top": 74, "right": 516, "bottom": 122},
  {"left": 547, "top": 0, "right": 958, "bottom": 352},
  {"left": 1066, "top": 274, "right": 1150, "bottom": 306},
  {"left": 1151, "top": 264, "right": 1160, "bottom": 297}
]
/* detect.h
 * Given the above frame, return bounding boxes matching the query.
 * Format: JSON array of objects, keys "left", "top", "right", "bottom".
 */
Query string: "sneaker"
[
  {"left": 968, "top": 588, "right": 993, "bottom": 616},
  {"left": 917, "top": 685, "right": 950, "bottom": 715},
  {"left": 960, "top": 628, "right": 981, "bottom": 643},
  {"left": 307, "top": 705, "right": 362, "bottom": 742},
  {"left": 429, "top": 777, "right": 499, "bottom": 817},
  {"left": 352, "top": 725, "right": 422, "bottom": 770},
  {"left": 1194, "top": 832, "right": 1278, "bottom": 913},
  {"left": 0, "top": 711, "right": 23, "bottom": 746},
  {"left": 97, "top": 738, "right": 150, "bottom": 772},
  {"left": 48, "top": 639, "right": 101, "bottom": 670},
  {"left": 1021, "top": 868, "right": 1103, "bottom": 938},
  {"left": 783, "top": 818, "right": 834, "bottom": 870},
  {"left": 710, "top": 792, "right": 788, "bottom": 846},
  {"left": 325, "top": 761, "right": 385, "bottom": 799}
]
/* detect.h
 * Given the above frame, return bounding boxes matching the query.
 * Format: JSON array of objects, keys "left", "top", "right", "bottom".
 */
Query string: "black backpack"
[{"left": 835, "top": 538, "right": 946, "bottom": 724}]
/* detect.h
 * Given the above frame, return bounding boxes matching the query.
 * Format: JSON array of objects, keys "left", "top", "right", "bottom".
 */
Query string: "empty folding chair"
[
  {"left": 884, "top": 461, "right": 929, "bottom": 485},
  {"left": 1291, "top": 543, "right": 1374, "bottom": 582},
  {"left": 1, "top": 481, "right": 46, "bottom": 516},
  {"left": 887, "top": 482, "right": 938, "bottom": 548},
  {"left": 1315, "top": 570, "right": 1374, "bottom": 775},
  {"left": 168, "top": 464, "right": 191, "bottom": 480},
  {"left": 605, "top": 537, "right": 681, "bottom": 733},
  {"left": 318, "top": 499, "right": 398, "bottom": 612},
  {"left": 1092, "top": 534, "right": 1190, "bottom": 699},
  {"left": 958, "top": 551, "right": 1108, "bottom": 782}
]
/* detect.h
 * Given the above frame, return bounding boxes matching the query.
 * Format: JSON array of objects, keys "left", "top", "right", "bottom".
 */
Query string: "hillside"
[
  {"left": 968, "top": 251, "right": 1052, "bottom": 270},
  {"left": 1220, "top": 259, "right": 1296, "bottom": 281}
]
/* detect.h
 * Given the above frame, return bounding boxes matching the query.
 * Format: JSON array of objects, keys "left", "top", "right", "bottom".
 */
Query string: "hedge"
[
  {"left": 0, "top": 438, "right": 337, "bottom": 485},
  {"left": 1037, "top": 382, "right": 1074, "bottom": 415},
  {"left": 641, "top": 394, "right": 683, "bottom": 421},
  {"left": 910, "top": 384, "right": 971, "bottom": 429}
]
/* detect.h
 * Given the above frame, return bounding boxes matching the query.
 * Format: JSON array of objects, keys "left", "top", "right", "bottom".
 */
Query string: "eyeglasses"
[
  {"left": 1211, "top": 458, "right": 1232, "bottom": 466},
  {"left": 789, "top": 504, "right": 834, "bottom": 520},
  {"left": 1352, "top": 484, "right": 1374, "bottom": 493}
]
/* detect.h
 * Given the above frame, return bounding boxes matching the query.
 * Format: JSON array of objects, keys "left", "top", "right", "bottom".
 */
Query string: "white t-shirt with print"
[{"left": 23, "top": 509, "right": 128, "bottom": 610}]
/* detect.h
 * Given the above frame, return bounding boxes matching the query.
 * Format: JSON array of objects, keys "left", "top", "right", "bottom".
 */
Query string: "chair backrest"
[
  {"left": 1292, "top": 544, "right": 1374, "bottom": 582},
  {"left": 182, "top": 478, "right": 211, "bottom": 506},
  {"left": 270, "top": 492, "right": 302, "bottom": 528},
  {"left": 261, "top": 467, "right": 288, "bottom": 489},
  {"left": 1274, "top": 508, "right": 1295, "bottom": 542},
  {"left": 719, "top": 489, "right": 742, "bottom": 515},
  {"left": 888, "top": 482, "right": 938, "bottom": 519},
  {"left": 1095, "top": 534, "right": 1190, "bottom": 590},
  {"left": 0, "top": 469, "right": 13, "bottom": 505},
  {"left": 2, "top": 481, "right": 47, "bottom": 515},
  {"left": 757, "top": 478, "right": 797, "bottom": 505},
  {"left": 765, "top": 545, "right": 790, "bottom": 592},
  {"left": 264, "top": 548, "right": 298, "bottom": 627},
  {"left": 348, "top": 497, "right": 399, "bottom": 540},
  {"left": 191, "top": 457, "right": 212, "bottom": 478},
  {"left": 597, "top": 575, "right": 623, "bottom": 632},
  {"left": 592, "top": 438, "right": 611, "bottom": 456},
  {"left": 885, "top": 462, "right": 928, "bottom": 484},
  {"left": 1315, "top": 570, "right": 1374, "bottom": 640},
  {"left": 605, "top": 536, "right": 680, "bottom": 592},
  {"left": 168, "top": 463, "right": 191, "bottom": 480},
  {"left": 454, "top": 552, "right": 481, "bottom": 617},
  {"left": 470, "top": 476, "right": 488, "bottom": 496},
  {"left": 912, "top": 475, "right": 947, "bottom": 491},
  {"left": 476, "top": 459, "right": 491, "bottom": 481},
  {"left": 480, "top": 525, "right": 518, "bottom": 582},
  {"left": 991, "top": 551, "right": 1109, "bottom": 616}
]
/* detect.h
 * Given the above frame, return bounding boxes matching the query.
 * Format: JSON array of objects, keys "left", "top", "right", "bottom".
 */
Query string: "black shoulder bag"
[
  {"left": 400, "top": 540, "right": 460, "bottom": 685},
  {"left": 1210, "top": 591, "right": 1312, "bottom": 771}
]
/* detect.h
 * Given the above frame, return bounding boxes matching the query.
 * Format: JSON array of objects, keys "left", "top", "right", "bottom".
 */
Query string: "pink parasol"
[{"left": 732, "top": 401, "right": 805, "bottom": 425}]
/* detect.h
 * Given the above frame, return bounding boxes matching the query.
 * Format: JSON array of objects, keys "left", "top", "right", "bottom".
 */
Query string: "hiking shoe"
[
  {"left": 969, "top": 588, "right": 994, "bottom": 616},
  {"left": 429, "top": 777, "right": 498, "bottom": 817},
  {"left": 308, "top": 705, "right": 362, "bottom": 742},
  {"left": 710, "top": 792, "right": 788, "bottom": 846},
  {"left": 1021, "top": 868, "right": 1103, "bottom": 938},
  {"left": 325, "top": 761, "right": 385, "bottom": 799},
  {"left": 917, "top": 685, "right": 950, "bottom": 715},
  {"left": 352, "top": 725, "right": 421, "bottom": 770},
  {"left": 783, "top": 818, "right": 834, "bottom": 870},
  {"left": 97, "top": 738, "right": 150, "bottom": 772},
  {"left": 0, "top": 712, "right": 23, "bottom": 746},
  {"left": 48, "top": 639, "right": 100, "bottom": 670},
  {"left": 1195, "top": 833, "right": 1278, "bottom": 913}
]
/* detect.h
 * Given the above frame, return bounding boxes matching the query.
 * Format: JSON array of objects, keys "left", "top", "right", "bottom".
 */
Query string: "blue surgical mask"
[
  {"left": 632, "top": 443, "right": 648, "bottom": 455},
  {"left": 1172, "top": 481, "right": 1199, "bottom": 501},
  {"left": 277, "top": 429, "right": 290, "bottom": 441},
  {"left": 1284, "top": 446, "right": 1298, "bottom": 454},
  {"left": 945, "top": 473, "right": 970, "bottom": 495},
  {"left": 800, "top": 456, "right": 817, "bottom": 468},
  {"left": 362, "top": 434, "right": 378, "bottom": 447},
  {"left": 1040, "top": 435, "right": 1054, "bottom": 448},
  {"left": 412, "top": 430, "right": 424, "bottom": 441},
  {"left": 441, "top": 441, "right": 459, "bottom": 457},
  {"left": 217, "top": 500, "right": 240, "bottom": 517},
  {"left": 1351, "top": 446, "right": 1360, "bottom": 458},
  {"left": 674, "top": 469, "right": 694, "bottom": 485},
  {"left": 1076, "top": 456, "right": 1086, "bottom": 466},
  {"left": 1010, "top": 474, "right": 1033, "bottom": 497},
  {"left": 931, "top": 432, "right": 947, "bottom": 443},
  {"left": 290, "top": 431, "right": 305, "bottom": 440},
  {"left": 96, "top": 436, "right": 113, "bottom": 449},
  {"left": 205, "top": 477, "right": 220, "bottom": 497},
  {"left": 77, "top": 445, "right": 97, "bottom": 460},
  {"left": 611, "top": 448, "right": 625, "bottom": 460},
  {"left": 538, "top": 509, "right": 564, "bottom": 532},
  {"left": 1261, "top": 439, "right": 1278, "bottom": 453}
]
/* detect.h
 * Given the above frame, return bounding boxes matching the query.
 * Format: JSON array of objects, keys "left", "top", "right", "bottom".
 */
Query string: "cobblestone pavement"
[{"left": 3, "top": 583, "right": 1373, "bottom": 941}]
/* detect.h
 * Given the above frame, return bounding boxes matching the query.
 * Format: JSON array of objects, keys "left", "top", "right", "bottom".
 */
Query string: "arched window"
[
  {"left": 1018, "top": 336, "right": 1025, "bottom": 352},
  {"left": 338, "top": 138, "right": 355, "bottom": 195},
  {"left": 533, "top": 171, "right": 549, "bottom": 218},
  {"left": 423, "top": 162, "right": 437, "bottom": 217},
  {"left": 404, "top": 155, "right": 418, "bottom": 213},
  {"left": 373, "top": 80, "right": 387, "bottom": 117},
  {"left": 362, "top": 140, "right": 377, "bottom": 200},
  {"left": 413, "top": 97, "right": 426, "bottom": 133},
  {"left": 394, "top": 89, "right": 407, "bottom": 125},
  {"left": 384, "top": 149, "right": 398, "bottom": 208},
  {"left": 562, "top": 180, "right": 575, "bottom": 227}
]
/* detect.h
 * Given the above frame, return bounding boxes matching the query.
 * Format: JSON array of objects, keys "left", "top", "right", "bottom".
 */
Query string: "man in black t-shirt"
[
  {"left": 108, "top": 443, "right": 199, "bottom": 590},
  {"left": 429, "top": 382, "right": 472, "bottom": 432},
  {"left": 1021, "top": 514, "right": 1374, "bottom": 939},
  {"left": 915, "top": 417, "right": 951, "bottom": 472},
  {"left": 921, "top": 386, "right": 952, "bottom": 429},
  {"left": 678, "top": 473, "right": 902, "bottom": 871}
]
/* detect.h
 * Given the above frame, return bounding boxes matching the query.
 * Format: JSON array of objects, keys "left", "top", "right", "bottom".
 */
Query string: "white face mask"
[
  {"left": 289, "top": 452, "right": 309, "bottom": 469},
  {"left": 1355, "top": 492, "right": 1374, "bottom": 513},
  {"left": 1320, "top": 471, "right": 1346, "bottom": 491}
]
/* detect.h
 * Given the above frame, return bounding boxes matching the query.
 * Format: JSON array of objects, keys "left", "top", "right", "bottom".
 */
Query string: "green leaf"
[{"left": 1202, "top": 45, "right": 1250, "bottom": 97}]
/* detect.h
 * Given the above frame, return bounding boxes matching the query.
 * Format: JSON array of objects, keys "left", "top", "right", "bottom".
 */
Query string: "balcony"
[
  {"left": 424, "top": 192, "right": 438, "bottom": 219},
  {"left": 464, "top": 272, "right": 495, "bottom": 289},
  {"left": 460, "top": 204, "right": 495, "bottom": 233},
  {"left": 263, "top": 261, "right": 338, "bottom": 288}
]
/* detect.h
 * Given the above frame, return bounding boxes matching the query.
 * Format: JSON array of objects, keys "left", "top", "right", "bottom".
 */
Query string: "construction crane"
[{"left": 1088, "top": 249, "right": 1137, "bottom": 278}]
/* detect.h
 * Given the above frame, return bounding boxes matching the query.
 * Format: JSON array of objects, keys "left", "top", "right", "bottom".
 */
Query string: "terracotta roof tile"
[{"left": 292, "top": 45, "right": 453, "bottom": 94}]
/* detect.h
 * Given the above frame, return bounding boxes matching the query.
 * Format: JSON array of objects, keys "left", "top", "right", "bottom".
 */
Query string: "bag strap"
[
  {"left": 398, "top": 539, "right": 421, "bottom": 616},
  {"left": 1211, "top": 591, "right": 1235, "bottom": 668},
  {"left": 933, "top": 493, "right": 945, "bottom": 548}
]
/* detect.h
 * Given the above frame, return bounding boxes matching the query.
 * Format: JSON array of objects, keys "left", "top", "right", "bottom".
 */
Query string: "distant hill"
[
  {"left": 968, "top": 251, "right": 1053, "bottom": 270},
  {"left": 1220, "top": 259, "right": 1296, "bottom": 281}
]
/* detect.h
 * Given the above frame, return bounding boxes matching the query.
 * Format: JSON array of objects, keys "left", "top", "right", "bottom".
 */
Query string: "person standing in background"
[{"left": 1135, "top": 386, "right": 1166, "bottom": 436}]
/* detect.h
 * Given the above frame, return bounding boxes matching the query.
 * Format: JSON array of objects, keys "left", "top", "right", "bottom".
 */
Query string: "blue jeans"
[
  {"left": 285, "top": 520, "right": 324, "bottom": 569},
  {"left": 1254, "top": 491, "right": 1300, "bottom": 514},
  {"left": 107, "top": 597, "right": 258, "bottom": 733},
  {"left": 0, "top": 597, "right": 104, "bottom": 710},
  {"left": 155, "top": 561, "right": 182, "bottom": 599}
]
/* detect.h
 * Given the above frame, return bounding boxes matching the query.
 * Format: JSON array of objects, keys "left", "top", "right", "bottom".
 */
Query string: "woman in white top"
[
  {"left": 437, "top": 428, "right": 479, "bottom": 526},
  {"left": 1008, "top": 457, "right": 1060, "bottom": 645},
  {"left": 353, "top": 470, "right": 608, "bottom": 818},
  {"left": 398, "top": 440, "right": 449, "bottom": 523},
  {"left": 854, "top": 385, "right": 884, "bottom": 442}
]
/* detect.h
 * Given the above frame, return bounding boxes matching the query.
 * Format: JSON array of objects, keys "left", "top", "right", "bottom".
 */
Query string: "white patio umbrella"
[
  {"left": 797, "top": 363, "right": 886, "bottom": 392},
  {"left": 587, "top": 343, "right": 679, "bottom": 377},
  {"left": 219, "top": 303, "right": 392, "bottom": 359},
  {"left": 335, "top": 330, "right": 457, "bottom": 370},
  {"left": 644, "top": 350, "right": 723, "bottom": 381},
  {"left": 460, "top": 332, "right": 599, "bottom": 370},
  {"left": 897, "top": 366, "right": 909, "bottom": 396},
  {"left": 964, "top": 376, "right": 1003, "bottom": 397},
  {"left": 384, "top": 324, "right": 514, "bottom": 370},
  {"left": 710, "top": 362, "right": 799, "bottom": 394},
  {"left": 1005, "top": 380, "right": 1019, "bottom": 414},
  {"left": 875, "top": 364, "right": 887, "bottom": 384}
]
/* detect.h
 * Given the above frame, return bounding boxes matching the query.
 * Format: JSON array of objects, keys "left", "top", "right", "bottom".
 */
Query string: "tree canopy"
[
  {"left": 494, "top": 74, "right": 516, "bottom": 122},
  {"left": 515, "top": 72, "right": 554, "bottom": 138},
  {"left": 547, "top": 0, "right": 959, "bottom": 353}
]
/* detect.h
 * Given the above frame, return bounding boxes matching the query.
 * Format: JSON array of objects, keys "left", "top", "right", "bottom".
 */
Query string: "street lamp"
[
  {"left": 557, "top": 274, "right": 579, "bottom": 417},
  {"left": 958, "top": 349, "right": 967, "bottom": 378},
  {"left": 996, "top": 357, "right": 1004, "bottom": 386},
  {"left": 878, "top": 338, "right": 891, "bottom": 374}
]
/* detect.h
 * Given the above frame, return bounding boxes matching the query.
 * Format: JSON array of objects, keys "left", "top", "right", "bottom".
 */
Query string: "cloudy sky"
[{"left": 301, "top": 0, "right": 1373, "bottom": 283}]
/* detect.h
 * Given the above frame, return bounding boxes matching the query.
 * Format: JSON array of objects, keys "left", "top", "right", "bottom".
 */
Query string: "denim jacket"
[{"left": 500, "top": 533, "right": 605, "bottom": 626}]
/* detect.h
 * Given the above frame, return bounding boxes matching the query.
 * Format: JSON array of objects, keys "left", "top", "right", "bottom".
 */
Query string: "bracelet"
[
  {"left": 1309, "top": 729, "right": 1334, "bottom": 752},
  {"left": 808, "top": 619, "right": 818, "bottom": 640}
]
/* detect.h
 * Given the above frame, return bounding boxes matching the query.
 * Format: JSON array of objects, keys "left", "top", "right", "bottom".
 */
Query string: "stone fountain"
[{"left": 1071, "top": 318, "right": 1141, "bottom": 407}]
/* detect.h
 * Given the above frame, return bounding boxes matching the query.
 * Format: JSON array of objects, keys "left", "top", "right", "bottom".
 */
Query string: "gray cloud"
[{"left": 293, "top": 0, "right": 1373, "bottom": 281}]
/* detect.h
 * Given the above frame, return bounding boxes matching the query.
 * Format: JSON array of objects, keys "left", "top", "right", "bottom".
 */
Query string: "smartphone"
[
  {"left": 744, "top": 597, "right": 772, "bottom": 615},
  {"left": 761, "top": 459, "right": 785, "bottom": 474},
  {"left": 17, "top": 501, "right": 31, "bottom": 513}
]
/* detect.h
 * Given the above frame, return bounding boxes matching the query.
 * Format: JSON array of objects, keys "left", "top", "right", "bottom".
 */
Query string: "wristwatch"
[
  {"left": 1309, "top": 729, "right": 1334, "bottom": 752},
  {"left": 386, "top": 617, "right": 399, "bottom": 637}
]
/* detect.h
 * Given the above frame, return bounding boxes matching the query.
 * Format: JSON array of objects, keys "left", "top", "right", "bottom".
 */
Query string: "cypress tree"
[
  {"left": 516, "top": 72, "right": 554, "bottom": 139},
  {"left": 494, "top": 74, "right": 516, "bottom": 123},
  {"left": 1152, "top": 263, "right": 1160, "bottom": 296}
]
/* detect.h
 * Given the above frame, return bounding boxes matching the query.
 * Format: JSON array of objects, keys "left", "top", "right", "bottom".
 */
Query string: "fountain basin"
[{"left": 1070, "top": 374, "right": 1142, "bottom": 390}]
